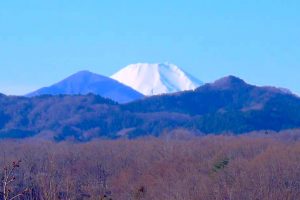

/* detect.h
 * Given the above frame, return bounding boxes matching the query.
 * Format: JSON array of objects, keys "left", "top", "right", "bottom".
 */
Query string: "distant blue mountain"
[
  {"left": 0, "top": 75, "right": 300, "bottom": 141},
  {"left": 26, "top": 70, "right": 144, "bottom": 103}
]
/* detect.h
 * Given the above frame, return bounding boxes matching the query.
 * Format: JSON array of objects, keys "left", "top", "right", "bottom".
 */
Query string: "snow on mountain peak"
[{"left": 111, "top": 63, "right": 203, "bottom": 96}]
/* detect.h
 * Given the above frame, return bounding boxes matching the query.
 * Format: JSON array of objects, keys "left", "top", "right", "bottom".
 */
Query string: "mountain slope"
[
  {"left": 111, "top": 63, "right": 203, "bottom": 95},
  {"left": 0, "top": 76, "right": 300, "bottom": 140},
  {"left": 27, "top": 71, "right": 144, "bottom": 103},
  {"left": 124, "top": 76, "right": 300, "bottom": 133},
  {"left": 124, "top": 76, "right": 294, "bottom": 114}
]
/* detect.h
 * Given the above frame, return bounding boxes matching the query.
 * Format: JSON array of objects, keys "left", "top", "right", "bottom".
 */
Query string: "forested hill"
[
  {"left": 1, "top": 76, "right": 300, "bottom": 141},
  {"left": 124, "top": 76, "right": 297, "bottom": 115}
]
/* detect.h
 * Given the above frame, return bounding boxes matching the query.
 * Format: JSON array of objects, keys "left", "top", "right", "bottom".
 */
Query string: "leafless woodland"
[{"left": 1, "top": 130, "right": 300, "bottom": 200}]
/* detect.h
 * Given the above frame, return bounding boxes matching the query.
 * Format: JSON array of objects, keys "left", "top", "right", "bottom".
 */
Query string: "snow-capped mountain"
[
  {"left": 26, "top": 70, "right": 144, "bottom": 103},
  {"left": 111, "top": 63, "right": 203, "bottom": 96}
]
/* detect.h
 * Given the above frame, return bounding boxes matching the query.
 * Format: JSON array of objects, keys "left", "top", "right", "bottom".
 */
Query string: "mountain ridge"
[
  {"left": 0, "top": 75, "right": 299, "bottom": 141},
  {"left": 124, "top": 75, "right": 299, "bottom": 116},
  {"left": 27, "top": 70, "right": 144, "bottom": 103}
]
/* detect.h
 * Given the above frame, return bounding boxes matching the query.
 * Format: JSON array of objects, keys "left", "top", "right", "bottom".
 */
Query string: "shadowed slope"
[{"left": 0, "top": 76, "right": 299, "bottom": 140}]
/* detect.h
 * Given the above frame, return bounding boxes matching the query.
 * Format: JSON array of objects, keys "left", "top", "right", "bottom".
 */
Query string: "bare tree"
[{"left": 1, "top": 160, "right": 28, "bottom": 200}]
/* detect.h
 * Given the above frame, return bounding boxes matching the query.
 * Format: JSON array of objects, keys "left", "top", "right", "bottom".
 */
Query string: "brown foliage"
[{"left": 0, "top": 133, "right": 300, "bottom": 199}]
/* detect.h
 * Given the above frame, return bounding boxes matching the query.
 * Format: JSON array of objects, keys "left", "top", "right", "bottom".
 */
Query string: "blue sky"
[{"left": 0, "top": 0, "right": 299, "bottom": 95}]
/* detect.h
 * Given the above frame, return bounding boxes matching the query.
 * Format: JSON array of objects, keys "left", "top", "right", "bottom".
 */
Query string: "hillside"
[
  {"left": 125, "top": 76, "right": 294, "bottom": 114},
  {"left": 0, "top": 76, "right": 300, "bottom": 141},
  {"left": 125, "top": 76, "right": 300, "bottom": 133}
]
